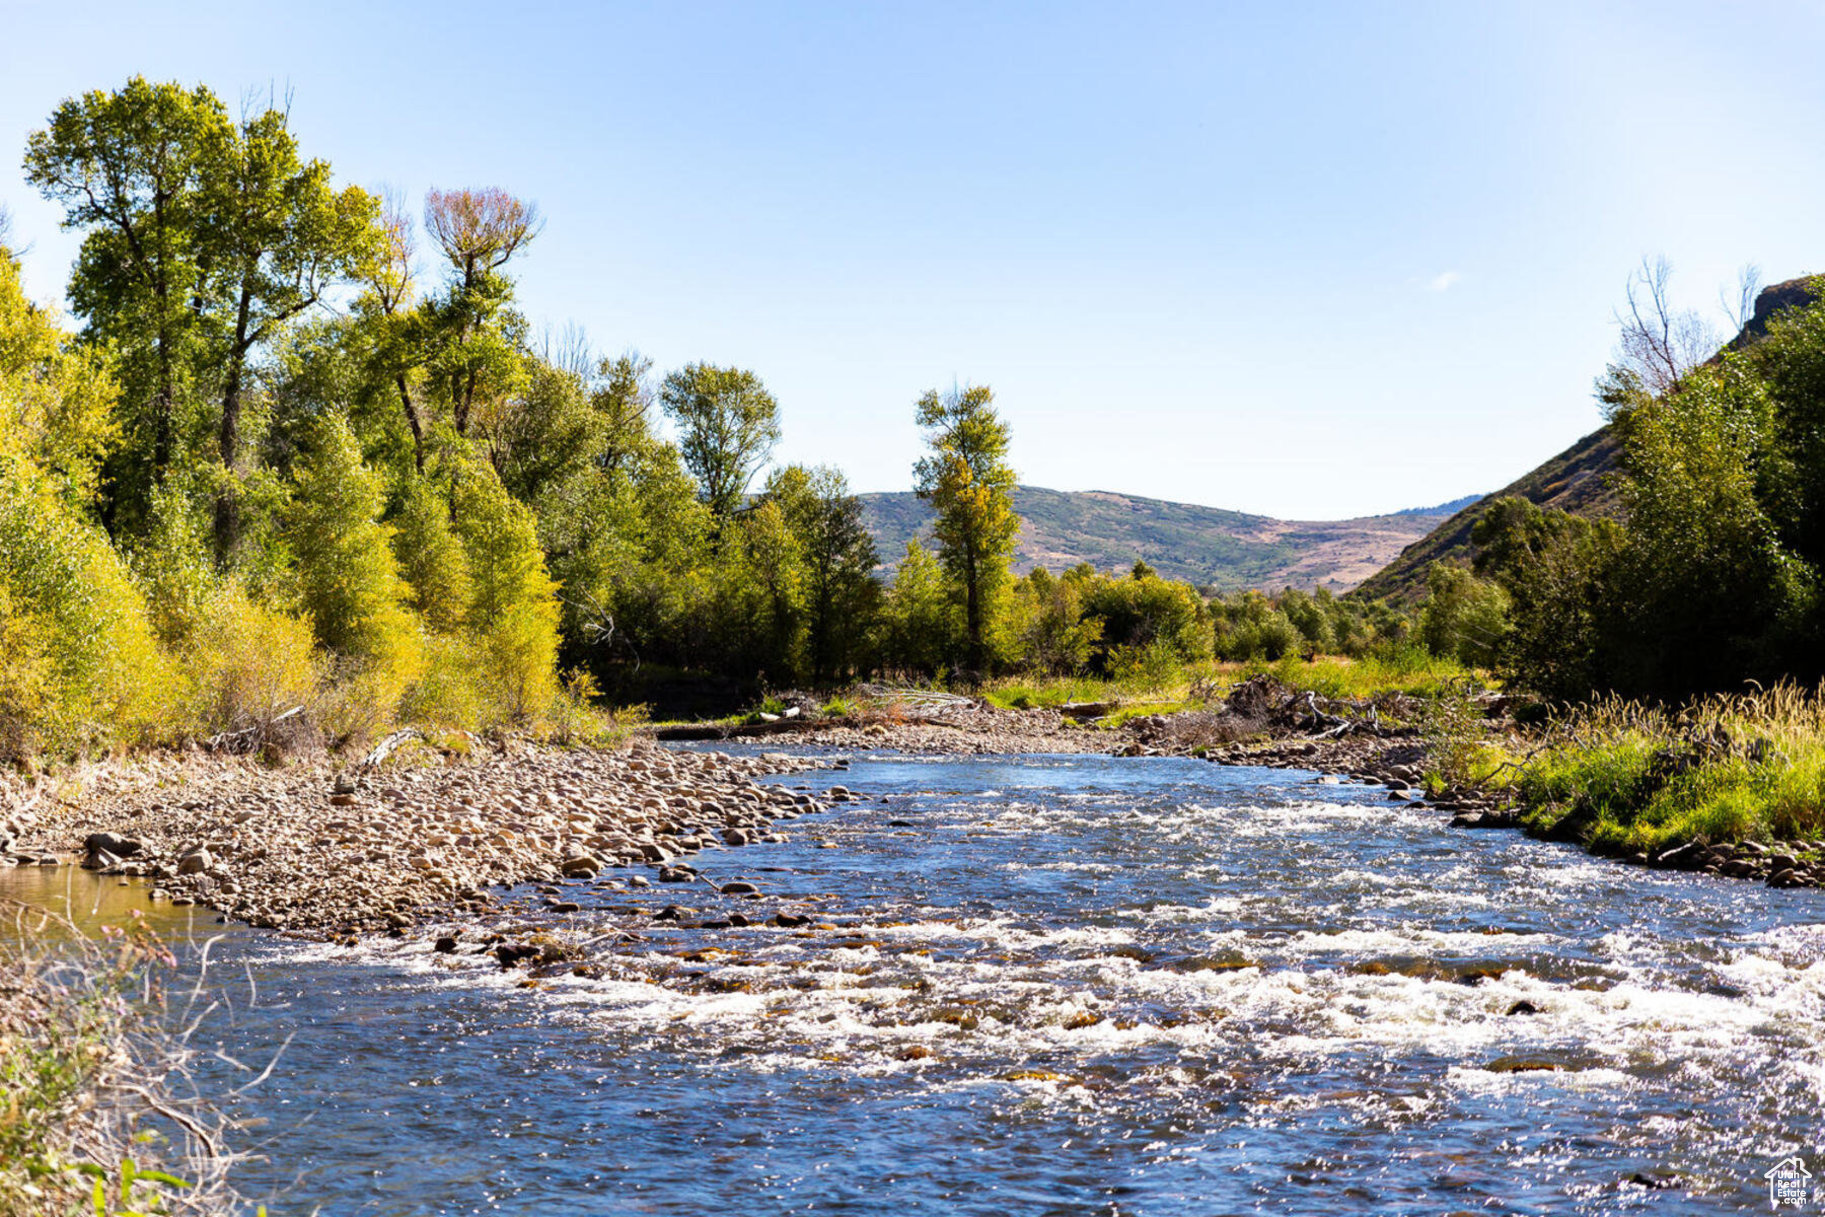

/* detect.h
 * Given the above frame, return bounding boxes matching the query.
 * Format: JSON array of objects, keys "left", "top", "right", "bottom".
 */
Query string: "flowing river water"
[{"left": 9, "top": 750, "right": 1825, "bottom": 1214}]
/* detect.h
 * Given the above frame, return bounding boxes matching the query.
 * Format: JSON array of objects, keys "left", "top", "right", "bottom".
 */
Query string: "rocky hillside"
[
  {"left": 860, "top": 487, "right": 1469, "bottom": 592},
  {"left": 1353, "top": 273, "right": 1822, "bottom": 603}
]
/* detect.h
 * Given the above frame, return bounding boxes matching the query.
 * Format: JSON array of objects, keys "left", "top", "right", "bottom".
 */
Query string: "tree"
[
  {"left": 1011, "top": 567, "right": 1101, "bottom": 675},
  {"left": 1416, "top": 563, "right": 1510, "bottom": 668},
  {"left": 25, "top": 78, "right": 229, "bottom": 514},
  {"left": 200, "top": 103, "right": 378, "bottom": 557},
  {"left": 913, "top": 383, "right": 1019, "bottom": 673},
  {"left": 27, "top": 79, "right": 378, "bottom": 554},
  {"left": 660, "top": 363, "right": 781, "bottom": 520},
  {"left": 765, "top": 464, "right": 881, "bottom": 681},
  {"left": 1607, "top": 256, "right": 1718, "bottom": 402},
  {"left": 880, "top": 540, "right": 955, "bottom": 674},
  {"left": 451, "top": 461, "right": 562, "bottom": 721},
  {"left": 353, "top": 194, "right": 430, "bottom": 469},
  {"left": 286, "top": 417, "right": 418, "bottom": 672},
  {"left": 422, "top": 187, "right": 540, "bottom": 436}
]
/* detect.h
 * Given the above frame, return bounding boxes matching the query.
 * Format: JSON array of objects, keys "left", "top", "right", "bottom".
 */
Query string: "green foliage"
[
  {"left": 879, "top": 540, "right": 957, "bottom": 674},
  {"left": 26, "top": 76, "right": 378, "bottom": 546},
  {"left": 0, "top": 255, "right": 116, "bottom": 505},
  {"left": 0, "top": 457, "right": 170, "bottom": 758},
  {"left": 1078, "top": 563, "right": 1211, "bottom": 673},
  {"left": 183, "top": 581, "right": 319, "bottom": 737},
  {"left": 391, "top": 477, "right": 472, "bottom": 633},
  {"left": 1468, "top": 496, "right": 1623, "bottom": 699},
  {"left": 1009, "top": 567, "right": 1102, "bottom": 676},
  {"left": 914, "top": 384, "right": 1019, "bottom": 673},
  {"left": 1487, "top": 280, "right": 1825, "bottom": 700},
  {"left": 1415, "top": 563, "right": 1510, "bottom": 668},
  {"left": 765, "top": 464, "right": 879, "bottom": 681},
  {"left": 660, "top": 362, "right": 781, "bottom": 520},
  {"left": 452, "top": 462, "right": 561, "bottom": 723},
  {"left": 287, "top": 418, "right": 420, "bottom": 678},
  {"left": 710, "top": 499, "right": 808, "bottom": 683}
]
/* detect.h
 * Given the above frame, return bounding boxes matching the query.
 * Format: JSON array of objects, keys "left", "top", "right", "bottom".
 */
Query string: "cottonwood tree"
[
  {"left": 422, "top": 187, "right": 541, "bottom": 435},
  {"left": 27, "top": 78, "right": 378, "bottom": 555},
  {"left": 913, "top": 383, "right": 1019, "bottom": 674},
  {"left": 26, "top": 79, "right": 228, "bottom": 513},
  {"left": 765, "top": 464, "right": 880, "bottom": 681},
  {"left": 201, "top": 102, "right": 378, "bottom": 556},
  {"left": 660, "top": 362, "right": 780, "bottom": 520}
]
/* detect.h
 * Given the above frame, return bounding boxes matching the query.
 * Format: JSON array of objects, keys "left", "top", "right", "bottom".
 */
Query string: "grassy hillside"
[
  {"left": 860, "top": 486, "right": 1457, "bottom": 592},
  {"left": 1350, "top": 426, "right": 1622, "bottom": 603}
]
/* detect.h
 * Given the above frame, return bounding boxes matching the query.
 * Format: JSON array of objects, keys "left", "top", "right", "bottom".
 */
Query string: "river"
[{"left": 9, "top": 751, "right": 1825, "bottom": 1214}]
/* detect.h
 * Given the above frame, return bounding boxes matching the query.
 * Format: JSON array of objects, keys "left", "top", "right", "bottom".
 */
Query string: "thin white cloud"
[{"left": 1428, "top": 270, "right": 1461, "bottom": 292}]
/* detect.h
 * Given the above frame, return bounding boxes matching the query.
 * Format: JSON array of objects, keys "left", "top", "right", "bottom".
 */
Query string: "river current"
[{"left": 12, "top": 751, "right": 1825, "bottom": 1214}]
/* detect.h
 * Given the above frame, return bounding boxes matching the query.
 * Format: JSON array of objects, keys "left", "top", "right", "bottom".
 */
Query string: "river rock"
[{"left": 84, "top": 831, "right": 144, "bottom": 858}]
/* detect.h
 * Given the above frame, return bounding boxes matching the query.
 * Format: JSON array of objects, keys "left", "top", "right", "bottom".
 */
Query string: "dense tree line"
[{"left": 0, "top": 76, "right": 1437, "bottom": 761}]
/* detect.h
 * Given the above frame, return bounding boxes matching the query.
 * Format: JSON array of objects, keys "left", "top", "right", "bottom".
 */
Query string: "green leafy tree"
[
  {"left": 765, "top": 464, "right": 881, "bottom": 681},
  {"left": 1416, "top": 563, "right": 1510, "bottom": 668},
  {"left": 25, "top": 77, "right": 229, "bottom": 518},
  {"left": 391, "top": 476, "right": 472, "bottom": 633},
  {"left": 27, "top": 79, "right": 378, "bottom": 553},
  {"left": 199, "top": 104, "right": 378, "bottom": 556},
  {"left": 286, "top": 417, "right": 420, "bottom": 674},
  {"left": 1079, "top": 564, "right": 1211, "bottom": 673},
  {"left": 1010, "top": 566, "right": 1101, "bottom": 675},
  {"left": 880, "top": 540, "right": 956, "bottom": 675},
  {"left": 452, "top": 461, "right": 562, "bottom": 721},
  {"left": 660, "top": 362, "right": 781, "bottom": 520},
  {"left": 913, "top": 384, "right": 1019, "bottom": 673}
]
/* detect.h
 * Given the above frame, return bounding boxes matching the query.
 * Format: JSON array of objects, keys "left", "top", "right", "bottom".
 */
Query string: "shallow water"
[{"left": 10, "top": 752, "right": 1825, "bottom": 1214}]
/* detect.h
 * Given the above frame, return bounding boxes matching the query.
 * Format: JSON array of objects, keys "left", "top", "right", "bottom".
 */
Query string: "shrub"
[
  {"left": 0, "top": 460, "right": 170, "bottom": 759},
  {"left": 400, "top": 633, "right": 485, "bottom": 732},
  {"left": 453, "top": 463, "right": 561, "bottom": 724},
  {"left": 184, "top": 582, "right": 320, "bottom": 742}
]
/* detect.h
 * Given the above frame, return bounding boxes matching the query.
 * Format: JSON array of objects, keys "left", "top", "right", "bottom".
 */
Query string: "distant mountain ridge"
[{"left": 859, "top": 486, "right": 1464, "bottom": 593}]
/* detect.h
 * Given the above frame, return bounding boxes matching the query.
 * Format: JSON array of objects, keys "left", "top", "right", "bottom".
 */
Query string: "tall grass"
[
  {"left": 0, "top": 903, "right": 248, "bottom": 1216},
  {"left": 1516, "top": 685, "right": 1825, "bottom": 853}
]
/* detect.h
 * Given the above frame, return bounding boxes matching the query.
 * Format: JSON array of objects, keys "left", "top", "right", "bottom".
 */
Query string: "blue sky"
[{"left": 3, "top": 1, "right": 1822, "bottom": 518}]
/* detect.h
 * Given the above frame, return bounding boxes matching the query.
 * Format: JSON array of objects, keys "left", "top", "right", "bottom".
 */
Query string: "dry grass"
[{"left": 0, "top": 901, "right": 250, "bottom": 1216}]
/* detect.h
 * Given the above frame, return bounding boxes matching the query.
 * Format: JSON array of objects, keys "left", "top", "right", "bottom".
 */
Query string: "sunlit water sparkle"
[{"left": 9, "top": 751, "right": 1825, "bottom": 1214}]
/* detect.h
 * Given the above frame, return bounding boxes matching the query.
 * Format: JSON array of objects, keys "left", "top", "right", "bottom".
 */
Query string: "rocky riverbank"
[
  {"left": 657, "top": 702, "right": 1110, "bottom": 755},
  {"left": 2, "top": 740, "right": 835, "bottom": 936}
]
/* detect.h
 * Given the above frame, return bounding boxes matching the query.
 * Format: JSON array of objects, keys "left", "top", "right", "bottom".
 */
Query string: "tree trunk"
[
  {"left": 397, "top": 374, "right": 425, "bottom": 472},
  {"left": 213, "top": 283, "right": 255, "bottom": 562}
]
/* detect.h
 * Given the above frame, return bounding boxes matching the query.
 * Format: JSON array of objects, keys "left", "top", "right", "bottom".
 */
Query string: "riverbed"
[{"left": 10, "top": 751, "right": 1825, "bottom": 1214}]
